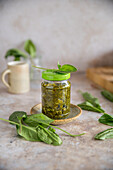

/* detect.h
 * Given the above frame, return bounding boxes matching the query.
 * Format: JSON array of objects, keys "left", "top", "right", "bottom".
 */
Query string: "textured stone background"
[{"left": 0, "top": 0, "right": 113, "bottom": 73}]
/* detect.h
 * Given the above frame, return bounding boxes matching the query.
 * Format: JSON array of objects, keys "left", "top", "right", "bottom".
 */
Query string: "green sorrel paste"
[{"left": 41, "top": 70, "right": 71, "bottom": 119}]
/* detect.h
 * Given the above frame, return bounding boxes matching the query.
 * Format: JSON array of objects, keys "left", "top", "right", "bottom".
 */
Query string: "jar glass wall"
[{"left": 41, "top": 80, "right": 71, "bottom": 119}]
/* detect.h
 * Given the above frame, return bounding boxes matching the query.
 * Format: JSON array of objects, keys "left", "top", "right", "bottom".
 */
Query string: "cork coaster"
[{"left": 30, "top": 103, "right": 82, "bottom": 125}]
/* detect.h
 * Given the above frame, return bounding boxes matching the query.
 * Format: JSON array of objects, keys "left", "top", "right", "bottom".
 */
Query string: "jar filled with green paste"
[{"left": 41, "top": 70, "right": 71, "bottom": 119}]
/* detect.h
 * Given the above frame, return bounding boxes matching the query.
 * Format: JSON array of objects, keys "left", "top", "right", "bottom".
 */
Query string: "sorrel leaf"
[
  {"left": 81, "top": 92, "right": 105, "bottom": 113},
  {"left": 36, "top": 124, "right": 62, "bottom": 146},
  {"left": 33, "top": 63, "right": 77, "bottom": 74},
  {"left": 57, "top": 64, "right": 77, "bottom": 73},
  {"left": 24, "top": 39, "right": 36, "bottom": 58},
  {"left": 5, "top": 49, "right": 27, "bottom": 61},
  {"left": 99, "top": 113, "right": 113, "bottom": 126},
  {"left": 0, "top": 118, "right": 41, "bottom": 142},
  {"left": 95, "top": 128, "right": 113, "bottom": 140},
  {"left": 101, "top": 90, "right": 113, "bottom": 102},
  {"left": 9, "top": 111, "right": 27, "bottom": 124},
  {"left": 77, "top": 101, "right": 103, "bottom": 113},
  {"left": 24, "top": 113, "right": 54, "bottom": 127}
]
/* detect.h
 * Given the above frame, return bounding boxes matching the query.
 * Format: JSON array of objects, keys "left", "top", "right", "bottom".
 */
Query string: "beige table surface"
[{"left": 0, "top": 73, "right": 113, "bottom": 170}]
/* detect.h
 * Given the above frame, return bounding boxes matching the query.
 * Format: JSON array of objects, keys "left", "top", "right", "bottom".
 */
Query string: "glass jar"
[
  {"left": 41, "top": 71, "right": 71, "bottom": 119},
  {"left": 25, "top": 56, "right": 42, "bottom": 80}
]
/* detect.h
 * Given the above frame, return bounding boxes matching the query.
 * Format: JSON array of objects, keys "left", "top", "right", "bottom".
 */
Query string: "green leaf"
[
  {"left": 95, "top": 128, "right": 113, "bottom": 140},
  {"left": 9, "top": 111, "right": 27, "bottom": 124},
  {"left": 36, "top": 126, "right": 53, "bottom": 144},
  {"left": 24, "top": 40, "right": 36, "bottom": 58},
  {"left": 0, "top": 118, "right": 41, "bottom": 142},
  {"left": 16, "top": 125, "right": 41, "bottom": 142},
  {"left": 17, "top": 114, "right": 41, "bottom": 142},
  {"left": 57, "top": 64, "right": 77, "bottom": 73},
  {"left": 77, "top": 101, "right": 103, "bottom": 113},
  {"left": 18, "top": 115, "right": 62, "bottom": 145},
  {"left": 24, "top": 113, "right": 54, "bottom": 127},
  {"left": 33, "top": 63, "right": 77, "bottom": 74},
  {"left": 24, "top": 114, "right": 85, "bottom": 138},
  {"left": 82, "top": 92, "right": 99, "bottom": 105},
  {"left": 5, "top": 49, "right": 27, "bottom": 61},
  {"left": 81, "top": 92, "right": 105, "bottom": 113},
  {"left": 101, "top": 90, "right": 113, "bottom": 102},
  {"left": 0, "top": 115, "right": 85, "bottom": 145},
  {"left": 36, "top": 125, "right": 62, "bottom": 146},
  {"left": 99, "top": 113, "right": 113, "bottom": 126}
]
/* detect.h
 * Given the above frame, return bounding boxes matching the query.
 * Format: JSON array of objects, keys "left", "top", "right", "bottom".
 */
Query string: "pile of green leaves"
[
  {"left": 77, "top": 91, "right": 113, "bottom": 140},
  {"left": 5, "top": 40, "right": 37, "bottom": 61},
  {"left": 0, "top": 112, "right": 85, "bottom": 146},
  {"left": 77, "top": 92, "right": 105, "bottom": 113},
  {"left": 33, "top": 62, "right": 77, "bottom": 74}
]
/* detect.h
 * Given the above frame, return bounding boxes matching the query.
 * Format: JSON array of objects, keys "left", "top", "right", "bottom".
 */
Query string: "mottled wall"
[{"left": 0, "top": 0, "right": 113, "bottom": 73}]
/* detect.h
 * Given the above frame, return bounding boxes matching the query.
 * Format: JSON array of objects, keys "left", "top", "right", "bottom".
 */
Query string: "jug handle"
[{"left": 1, "top": 69, "right": 11, "bottom": 88}]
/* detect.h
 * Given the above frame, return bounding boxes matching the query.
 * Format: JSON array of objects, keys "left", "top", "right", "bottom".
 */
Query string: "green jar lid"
[{"left": 42, "top": 70, "right": 70, "bottom": 81}]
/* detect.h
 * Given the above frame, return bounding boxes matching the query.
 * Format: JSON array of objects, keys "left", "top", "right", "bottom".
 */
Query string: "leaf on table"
[
  {"left": 82, "top": 92, "right": 105, "bottom": 113},
  {"left": 95, "top": 128, "right": 113, "bottom": 140},
  {"left": 9, "top": 111, "right": 27, "bottom": 124},
  {"left": 16, "top": 115, "right": 41, "bottom": 142},
  {"left": 16, "top": 125, "right": 41, "bottom": 142},
  {"left": 36, "top": 125, "right": 62, "bottom": 146},
  {"left": 24, "top": 113, "right": 54, "bottom": 127},
  {"left": 77, "top": 101, "right": 103, "bottom": 113},
  {"left": 0, "top": 117, "right": 41, "bottom": 142},
  {"left": 99, "top": 113, "right": 113, "bottom": 126},
  {"left": 101, "top": 90, "right": 113, "bottom": 102}
]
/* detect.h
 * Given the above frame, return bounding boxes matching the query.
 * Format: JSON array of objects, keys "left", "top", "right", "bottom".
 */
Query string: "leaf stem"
[
  {"left": 49, "top": 124, "right": 85, "bottom": 137},
  {"left": 32, "top": 65, "right": 48, "bottom": 70},
  {"left": 39, "top": 122, "right": 85, "bottom": 137},
  {"left": 0, "top": 118, "right": 36, "bottom": 132},
  {"left": 0, "top": 118, "right": 19, "bottom": 125}
]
